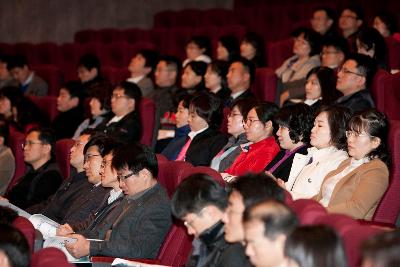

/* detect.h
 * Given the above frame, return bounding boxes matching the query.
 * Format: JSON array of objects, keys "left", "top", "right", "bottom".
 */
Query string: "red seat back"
[
  {"left": 383, "top": 73, "right": 400, "bottom": 120},
  {"left": 31, "top": 247, "right": 74, "bottom": 267},
  {"left": 251, "top": 67, "right": 277, "bottom": 102},
  {"left": 139, "top": 98, "right": 156, "bottom": 146},
  {"left": 370, "top": 69, "right": 391, "bottom": 111},
  {"left": 74, "top": 29, "right": 100, "bottom": 43},
  {"left": 56, "top": 139, "right": 75, "bottom": 180},
  {"left": 385, "top": 36, "right": 400, "bottom": 71},
  {"left": 6, "top": 131, "right": 25, "bottom": 193},
  {"left": 288, "top": 199, "right": 327, "bottom": 225},
  {"left": 28, "top": 96, "right": 58, "bottom": 121},
  {"left": 157, "top": 161, "right": 192, "bottom": 197},
  {"left": 267, "top": 38, "right": 293, "bottom": 70},
  {"left": 186, "top": 166, "right": 226, "bottom": 186},
  {"left": 12, "top": 217, "right": 35, "bottom": 254},
  {"left": 34, "top": 42, "right": 62, "bottom": 65},
  {"left": 32, "top": 64, "right": 63, "bottom": 96}
]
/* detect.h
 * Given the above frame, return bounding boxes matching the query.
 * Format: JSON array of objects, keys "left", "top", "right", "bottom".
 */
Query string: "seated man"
[
  {"left": 243, "top": 199, "right": 298, "bottom": 267},
  {"left": 127, "top": 49, "right": 159, "bottom": 97},
  {"left": 52, "top": 81, "right": 85, "bottom": 140},
  {"left": 335, "top": 53, "right": 377, "bottom": 113},
  {"left": 321, "top": 36, "right": 349, "bottom": 70},
  {"left": 172, "top": 173, "right": 248, "bottom": 267},
  {"left": 0, "top": 54, "right": 18, "bottom": 89},
  {"left": 77, "top": 53, "right": 106, "bottom": 96},
  {"left": 65, "top": 143, "right": 171, "bottom": 259},
  {"left": 338, "top": 4, "right": 364, "bottom": 49},
  {"left": 97, "top": 81, "right": 142, "bottom": 144},
  {"left": 3, "top": 128, "right": 62, "bottom": 209},
  {"left": 7, "top": 55, "right": 48, "bottom": 96},
  {"left": 310, "top": 7, "right": 337, "bottom": 38}
]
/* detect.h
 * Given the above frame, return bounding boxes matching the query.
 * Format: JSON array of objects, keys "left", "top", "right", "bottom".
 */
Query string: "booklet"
[{"left": 111, "top": 258, "right": 171, "bottom": 267}]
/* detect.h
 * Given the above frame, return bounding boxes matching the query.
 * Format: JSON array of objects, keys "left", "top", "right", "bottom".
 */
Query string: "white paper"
[
  {"left": 111, "top": 258, "right": 171, "bottom": 267},
  {"left": 28, "top": 214, "right": 60, "bottom": 239}
]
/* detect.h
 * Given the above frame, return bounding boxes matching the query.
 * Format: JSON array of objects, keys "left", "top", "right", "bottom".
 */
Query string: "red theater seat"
[
  {"left": 188, "top": 166, "right": 225, "bottom": 186},
  {"left": 288, "top": 199, "right": 327, "bottom": 225},
  {"left": 103, "top": 42, "right": 132, "bottom": 68},
  {"left": 31, "top": 248, "right": 74, "bottom": 267},
  {"left": 98, "top": 28, "right": 124, "bottom": 43},
  {"left": 0, "top": 43, "right": 15, "bottom": 55},
  {"left": 139, "top": 98, "right": 156, "bottom": 146},
  {"left": 32, "top": 65, "right": 62, "bottom": 96},
  {"left": 56, "top": 139, "right": 75, "bottom": 180},
  {"left": 123, "top": 28, "right": 153, "bottom": 44},
  {"left": 267, "top": 38, "right": 293, "bottom": 70},
  {"left": 14, "top": 42, "right": 36, "bottom": 63},
  {"left": 34, "top": 42, "right": 62, "bottom": 65},
  {"left": 385, "top": 36, "right": 400, "bottom": 71},
  {"left": 383, "top": 73, "right": 400, "bottom": 120},
  {"left": 6, "top": 131, "right": 25, "bottom": 193},
  {"left": 199, "top": 8, "right": 234, "bottom": 26},
  {"left": 74, "top": 29, "right": 100, "bottom": 44},
  {"left": 370, "top": 69, "right": 391, "bottom": 111},
  {"left": 157, "top": 160, "right": 192, "bottom": 198},
  {"left": 29, "top": 96, "right": 58, "bottom": 121},
  {"left": 252, "top": 67, "right": 277, "bottom": 102},
  {"left": 218, "top": 25, "right": 246, "bottom": 41},
  {"left": 12, "top": 216, "right": 35, "bottom": 254}
]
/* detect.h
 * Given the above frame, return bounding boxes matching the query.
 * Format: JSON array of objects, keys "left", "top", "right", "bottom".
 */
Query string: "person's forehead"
[
  {"left": 314, "top": 10, "right": 327, "bottom": 18},
  {"left": 103, "top": 153, "right": 113, "bottom": 161},
  {"left": 245, "top": 219, "right": 265, "bottom": 237},
  {"left": 342, "top": 9, "right": 356, "bottom": 16},
  {"left": 230, "top": 62, "right": 244, "bottom": 70},
  {"left": 323, "top": 45, "right": 339, "bottom": 51},
  {"left": 59, "top": 88, "right": 71, "bottom": 95},
  {"left": 26, "top": 131, "right": 40, "bottom": 140},
  {"left": 87, "top": 145, "right": 99, "bottom": 153},
  {"left": 344, "top": 59, "right": 358, "bottom": 69},
  {"left": 113, "top": 88, "right": 125, "bottom": 94}
]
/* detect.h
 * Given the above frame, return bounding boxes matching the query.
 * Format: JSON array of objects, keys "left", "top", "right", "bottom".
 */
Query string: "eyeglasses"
[
  {"left": 21, "top": 141, "right": 43, "bottom": 149},
  {"left": 338, "top": 67, "right": 365, "bottom": 77},
  {"left": 84, "top": 154, "right": 101, "bottom": 163},
  {"left": 117, "top": 172, "right": 135, "bottom": 182},
  {"left": 242, "top": 118, "right": 261, "bottom": 126},
  {"left": 227, "top": 113, "right": 242, "bottom": 119},
  {"left": 183, "top": 208, "right": 205, "bottom": 228},
  {"left": 345, "top": 130, "right": 375, "bottom": 139},
  {"left": 111, "top": 93, "right": 129, "bottom": 100}
]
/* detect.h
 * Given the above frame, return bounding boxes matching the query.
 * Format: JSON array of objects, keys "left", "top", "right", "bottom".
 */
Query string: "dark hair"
[
  {"left": 241, "top": 32, "right": 266, "bottom": 67},
  {"left": 231, "top": 57, "right": 256, "bottom": 84},
  {"left": 284, "top": 225, "right": 348, "bottom": 267},
  {"left": 179, "top": 94, "right": 193, "bottom": 109},
  {"left": 274, "top": 103, "right": 314, "bottom": 143},
  {"left": 0, "top": 207, "right": 18, "bottom": 224},
  {"left": 313, "top": 6, "right": 336, "bottom": 22},
  {"left": 187, "top": 36, "right": 212, "bottom": 57},
  {"left": 78, "top": 53, "right": 101, "bottom": 72},
  {"left": 322, "top": 36, "right": 350, "bottom": 58},
  {"left": 292, "top": 27, "right": 322, "bottom": 57},
  {"left": 375, "top": 12, "right": 398, "bottom": 35},
  {"left": 83, "top": 134, "right": 115, "bottom": 156},
  {"left": 0, "top": 118, "right": 10, "bottom": 146},
  {"left": 243, "top": 199, "right": 298, "bottom": 240},
  {"left": 357, "top": 27, "right": 388, "bottom": 69},
  {"left": 159, "top": 55, "right": 181, "bottom": 75},
  {"left": 27, "top": 127, "right": 56, "bottom": 157},
  {"left": 61, "top": 80, "right": 84, "bottom": 101},
  {"left": 229, "top": 173, "right": 285, "bottom": 209},
  {"left": 80, "top": 128, "right": 99, "bottom": 137},
  {"left": 112, "top": 142, "right": 158, "bottom": 178},
  {"left": 0, "top": 224, "right": 30, "bottom": 267},
  {"left": 347, "top": 53, "right": 378, "bottom": 89},
  {"left": 348, "top": 109, "right": 390, "bottom": 166},
  {"left": 89, "top": 81, "right": 113, "bottom": 111},
  {"left": 362, "top": 229, "right": 400, "bottom": 267},
  {"left": 208, "top": 60, "right": 230, "bottom": 90},
  {"left": 231, "top": 98, "right": 258, "bottom": 119},
  {"left": 253, "top": 101, "right": 279, "bottom": 125},
  {"left": 171, "top": 173, "right": 228, "bottom": 218},
  {"left": 184, "top": 61, "right": 208, "bottom": 91},
  {"left": 218, "top": 35, "right": 240, "bottom": 62},
  {"left": 0, "top": 54, "right": 11, "bottom": 65},
  {"left": 6, "top": 55, "right": 28, "bottom": 71},
  {"left": 137, "top": 49, "right": 159, "bottom": 76},
  {"left": 306, "top": 67, "right": 341, "bottom": 105},
  {"left": 315, "top": 105, "right": 351, "bottom": 150},
  {"left": 344, "top": 4, "right": 364, "bottom": 22},
  {"left": 116, "top": 81, "right": 142, "bottom": 110},
  {"left": 190, "top": 92, "right": 223, "bottom": 129}
]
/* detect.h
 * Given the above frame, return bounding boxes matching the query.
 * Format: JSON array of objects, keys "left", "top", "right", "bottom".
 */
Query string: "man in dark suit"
[{"left": 66, "top": 143, "right": 171, "bottom": 260}]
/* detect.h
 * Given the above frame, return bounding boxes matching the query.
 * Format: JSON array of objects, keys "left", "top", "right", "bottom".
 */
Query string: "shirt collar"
[
  {"left": 127, "top": 75, "right": 145, "bottom": 84},
  {"left": 188, "top": 126, "right": 209, "bottom": 140},
  {"left": 230, "top": 90, "right": 247, "bottom": 99},
  {"left": 22, "top": 72, "right": 34, "bottom": 86}
]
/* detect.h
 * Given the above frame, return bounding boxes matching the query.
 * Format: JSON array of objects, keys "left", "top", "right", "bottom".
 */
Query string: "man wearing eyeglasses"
[
  {"left": 2, "top": 128, "right": 62, "bottom": 209},
  {"left": 335, "top": 53, "right": 377, "bottom": 113},
  {"left": 339, "top": 5, "right": 364, "bottom": 47},
  {"left": 65, "top": 143, "right": 171, "bottom": 260}
]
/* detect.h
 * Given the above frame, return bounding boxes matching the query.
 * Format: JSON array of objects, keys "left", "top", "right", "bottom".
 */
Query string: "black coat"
[
  {"left": 97, "top": 111, "right": 141, "bottom": 144},
  {"left": 335, "top": 89, "right": 375, "bottom": 114},
  {"left": 52, "top": 105, "right": 85, "bottom": 140}
]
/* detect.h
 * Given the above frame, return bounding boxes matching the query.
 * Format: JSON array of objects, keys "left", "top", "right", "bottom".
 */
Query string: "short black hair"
[
  {"left": 253, "top": 101, "right": 279, "bottom": 125},
  {"left": 0, "top": 207, "right": 18, "bottom": 224},
  {"left": 231, "top": 57, "right": 256, "bottom": 84},
  {"left": 344, "top": 4, "right": 364, "bottom": 22},
  {"left": 159, "top": 55, "right": 181, "bottom": 75},
  {"left": 78, "top": 53, "right": 101, "bottom": 72},
  {"left": 184, "top": 61, "right": 208, "bottom": 90},
  {"left": 116, "top": 81, "right": 142, "bottom": 109},
  {"left": 137, "top": 49, "right": 159, "bottom": 76},
  {"left": 0, "top": 118, "right": 10, "bottom": 146},
  {"left": 274, "top": 103, "right": 314, "bottom": 144},
  {"left": 241, "top": 32, "right": 266, "bottom": 67},
  {"left": 83, "top": 134, "right": 115, "bottom": 157},
  {"left": 0, "top": 54, "right": 11, "bottom": 65},
  {"left": 322, "top": 36, "right": 350, "bottom": 58},
  {"left": 187, "top": 36, "right": 212, "bottom": 57},
  {"left": 231, "top": 98, "right": 258, "bottom": 119},
  {"left": 112, "top": 142, "right": 158, "bottom": 179},
  {"left": 189, "top": 92, "right": 222, "bottom": 129},
  {"left": 61, "top": 80, "right": 84, "bottom": 101},
  {"left": 291, "top": 27, "right": 322, "bottom": 57},
  {"left": 362, "top": 229, "right": 400, "bottom": 267},
  {"left": 306, "top": 66, "right": 341, "bottom": 105},
  {"left": 89, "top": 81, "right": 113, "bottom": 111},
  {"left": 171, "top": 173, "right": 228, "bottom": 219},
  {"left": 6, "top": 55, "right": 29, "bottom": 71},
  {"left": 208, "top": 60, "right": 230, "bottom": 90},
  {"left": 27, "top": 127, "right": 56, "bottom": 157},
  {"left": 375, "top": 12, "right": 398, "bottom": 35},
  {"left": 229, "top": 173, "right": 285, "bottom": 209},
  {"left": 356, "top": 27, "right": 388, "bottom": 69},
  {"left": 218, "top": 35, "right": 240, "bottom": 62},
  {"left": 0, "top": 224, "right": 30, "bottom": 267},
  {"left": 313, "top": 6, "right": 337, "bottom": 22},
  {"left": 346, "top": 53, "right": 378, "bottom": 89}
]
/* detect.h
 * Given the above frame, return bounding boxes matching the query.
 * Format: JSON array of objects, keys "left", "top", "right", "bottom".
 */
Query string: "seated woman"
[
  {"left": 286, "top": 105, "right": 350, "bottom": 200},
  {"left": 314, "top": 109, "right": 390, "bottom": 220},
  {"left": 217, "top": 35, "right": 240, "bottom": 62},
  {"left": 276, "top": 28, "right": 321, "bottom": 106},
  {"left": 175, "top": 92, "right": 228, "bottom": 166},
  {"left": 73, "top": 82, "right": 113, "bottom": 139},
  {"left": 210, "top": 98, "right": 255, "bottom": 172},
  {"left": 205, "top": 60, "right": 231, "bottom": 102},
  {"left": 182, "top": 36, "right": 212, "bottom": 67},
  {"left": 356, "top": 27, "right": 388, "bottom": 70},
  {"left": 181, "top": 61, "right": 207, "bottom": 95},
  {"left": 223, "top": 102, "right": 280, "bottom": 177},
  {"left": 161, "top": 95, "right": 192, "bottom": 160},
  {"left": 240, "top": 32, "right": 266, "bottom": 67},
  {"left": 265, "top": 103, "right": 313, "bottom": 182},
  {"left": 0, "top": 119, "right": 15, "bottom": 195},
  {"left": 373, "top": 12, "right": 398, "bottom": 38}
]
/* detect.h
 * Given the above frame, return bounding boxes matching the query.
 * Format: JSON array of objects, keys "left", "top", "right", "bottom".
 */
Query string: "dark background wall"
[{"left": 0, "top": 0, "right": 233, "bottom": 44}]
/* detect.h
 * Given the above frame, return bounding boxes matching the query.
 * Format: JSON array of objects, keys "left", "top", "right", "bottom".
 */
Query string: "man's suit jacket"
[
  {"left": 89, "top": 183, "right": 171, "bottom": 259},
  {"left": 136, "top": 76, "right": 154, "bottom": 97},
  {"left": 25, "top": 74, "right": 48, "bottom": 96},
  {"left": 97, "top": 111, "right": 141, "bottom": 144},
  {"left": 314, "top": 158, "right": 389, "bottom": 220}
]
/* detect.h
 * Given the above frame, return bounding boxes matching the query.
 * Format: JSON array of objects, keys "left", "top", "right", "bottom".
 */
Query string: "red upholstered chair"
[
  {"left": 251, "top": 67, "right": 277, "bottom": 102},
  {"left": 32, "top": 64, "right": 63, "bottom": 96},
  {"left": 31, "top": 247, "right": 74, "bottom": 267},
  {"left": 12, "top": 216, "right": 35, "bottom": 254},
  {"left": 220, "top": 107, "right": 230, "bottom": 134},
  {"left": 383, "top": 73, "right": 400, "bottom": 120},
  {"left": 174, "top": 9, "right": 201, "bottom": 27},
  {"left": 28, "top": 96, "right": 58, "bottom": 121},
  {"left": 188, "top": 166, "right": 226, "bottom": 186},
  {"left": 123, "top": 28, "right": 152, "bottom": 44},
  {"left": 139, "top": 98, "right": 156, "bottom": 147},
  {"left": 164, "top": 27, "right": 192, "bottom": 60},
  {"left": 98, "top": 28, "right": 124, "bottom": 44},
  {"left": 0, "top": 43, "right": 15, "bottom": 55},
  {"left": 80, "top": 43, "right": 106, "bottom": 65},
  {"left": 193, "top": 26, "right": 219, "bottom": 41},
  {"left": 199, "top": 8, "right": 234, "bottom": 27},
  {"left": 267, "top": 38, "right": 293, "bottom": 69},
  {"left": 313, "top": 213, "right": 359, "bottom": 236},
  {"left": 385, "top": 36, "right": 400, "bottom": 71},
  {"left": 103, "top": 42, "right": 132, "bottom": 68},
  {"left": 6, "top": 131, "right": 25, "bottom": 193},
  {"left": 102, "top": 66, "right": 120, "bottom": 86},
  {"left": 74, "top": 29, "right": 100, "bottom": 43},
  {"left": 370, "top": 69, "right": 391, "bottom": 111},
  {"left": 156, "top": 153, "right": 168, "bottom": 164},
  {"left": 153, "top": 10, "right": 176, "bottom": 28},
  {"left": 34, "top": 42, "right": 62, "bottom": 65},
  {"left": 56, "top": 139, "right": 75, "bottom": 180},
  {"left": 288, "top": 199, "right": 327, "bottom": 225},
  {"left": 116, "top": 67, "right": 131, "bottom": 83},
  {"left": 14, "top": 42, "right": 36, "bottom": 64},
  {"left": 157, "top": 160, "right": 192, "bottom": 197},
  {"left": 218, "top": 25, "right": 246, "bottom": 41}
]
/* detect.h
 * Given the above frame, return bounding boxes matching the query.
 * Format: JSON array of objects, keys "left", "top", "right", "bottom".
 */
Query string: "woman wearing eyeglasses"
[
  {"left": 223, "top": 102, "right": 280, "bottom": 177},
  {"left": 313, "top": 109, "right": 389, "bottom": 220}
]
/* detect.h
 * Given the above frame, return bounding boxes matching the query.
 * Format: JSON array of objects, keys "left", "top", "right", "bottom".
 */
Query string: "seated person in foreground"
[
  {"left": 0, "top": 224, "right": 30, "bottom": 267},
  {"left": 314, "top": 109, "right": 389, "bottom": 220},
  {"left": 171, "top": 173, "right": 249, "bottom": 267},
  {"left": 65, "top": 143, "right": 171, "bottom": 259}
]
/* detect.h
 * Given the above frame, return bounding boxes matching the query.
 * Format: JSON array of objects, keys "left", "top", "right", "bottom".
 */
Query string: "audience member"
[
  {"left": 224, "top": 102, "right": 279, "bottom": 178},
  {"left": 226, "top": 57, "right": 255, "bottom": 107},
  {"left": 310, "top": 7, "right": 337, "bottom": 38},
  {"left": 205, "top": 60, "right": 231, "bottom": 102},
  {"left": 161, "top": 95, "right": 192, "bottom": 160},
  {"left": 285, "top": 106, "right": 350, "bottom": 200},
  {"left": 373, "top": 12, "right": 398, "bottom": 38},
  {"left": 335, "top": 53, "right": 377, "bottom": 113},
  {"left": 171, "top": 173, "right": 248, "bottom": 267},
  {"left": 0, "top": 119, "right": 15, "bottom": 195},
  {"left": 265, "top": 104, "right": 313, "bottom": 182},
  {"left": 243, "top": 199, "right": 298, "bottom": 267},
  {"left": 7, "top": 55, "right": 48, "bottom": 96},
  {"left": 210, "top": 98, "right": 254, "bottom": 172},
  {"left": 0, "top": 224, "right": 30, "bottom": 267},
  {"left": 65, "top": 143, "right": 171, "bottom": 259},
  {"left": 320, "top": 36, "right": 349, "bottom": 70},
  {"left": 127, "top": 49, "right": 159, "bottom": 97},
  {"left": 356, "top": 27, "right": 388, "bottom": 69},
  {"left": 0, "top": 206, "right": 18, "bottom": 224},
  {"left": 181, "top": 61, "right": 207, "bottom": 95},
  {"left": 3, "top": 128, "right": 62, "bottom": 209},
  {"left": 339, "top": 5, "right": 364, "bottom": 49},
  {"left": 276, "top": 28, "right": 321, "bottom": 105},
  {"left": 361, "top": 230, "right": 400, "bottom": 267},
  {"left": 314, "top": 109, "right": 389, "bottom": 220},
  {"left": 176, "top": 92, "right": 227, "bottom": 166},
  {"left": 77, "top": 53, "right": 105, "bottom": 96},
  {"left": 283, "top": 225, "right": 348, "bottom": 267},
  {"left": 0, "top": 55, "right": 18, "bottom": 89},
  {"left": 73, "top": 82, "right": 113, "bottom": 139},
  {"left": 52, "top": 81, "right": 85, "bottom": 140},
  {"left": 97, "top": 81, "right": 141, "bottom": 144},
  {"left": 217, "top": 35, "right": 240, "bottom": 62},
  {"left": 240, "top": 32, "right": 265, "bottom": 67},
  {"left": 183, "top": 36, "right": 212, "bottom": 67}
]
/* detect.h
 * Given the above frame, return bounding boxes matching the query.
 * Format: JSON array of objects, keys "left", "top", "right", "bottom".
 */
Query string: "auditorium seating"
[
  {"left": 31, "top": 247, "right": 75, "bottom": 267},
  {"left": 55, "top": 139, "right": 75, "bottom": 180},
  {"left": 32, "top": 65, "right": 63, "bottom": 96},
  {"left": 6, "top": 131, "right": 26, "bottom": 193},
  {"left": 29, "top": 96, "right": 59, "bottom": 121},
  {"left": 139, "top": 98, "right": 156, "bottom": 147},
  {"left": 288, "top": 199, "right": 327, "bottom": 225},
  {"left": 12, "top": 216, "right": 35, "bottom": 253},
  {"left": 252, "top": 67, "right": 278, "bottom": 102}
]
